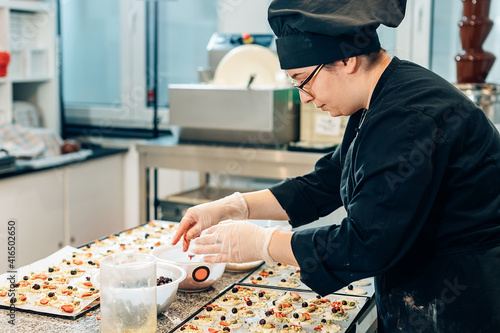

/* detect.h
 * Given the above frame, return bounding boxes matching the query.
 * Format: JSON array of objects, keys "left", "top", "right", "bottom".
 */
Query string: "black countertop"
[{"left": 0, "top": 147, "right": 128, "bottom": 180}]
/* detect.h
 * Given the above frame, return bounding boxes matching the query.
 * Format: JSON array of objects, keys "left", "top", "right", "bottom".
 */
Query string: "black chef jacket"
[{"left": 270, "top": 57, "right": 500, "bottom": 332}]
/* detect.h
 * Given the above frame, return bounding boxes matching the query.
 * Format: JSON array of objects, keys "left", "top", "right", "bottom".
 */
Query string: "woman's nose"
[{"left": 299, "top": 91, "right": 313, "bottom": 104}]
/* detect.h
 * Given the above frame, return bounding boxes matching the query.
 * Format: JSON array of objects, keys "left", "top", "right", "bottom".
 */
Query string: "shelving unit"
[{"left": 0, "top": 0, "right": 59, "bottom": 133}]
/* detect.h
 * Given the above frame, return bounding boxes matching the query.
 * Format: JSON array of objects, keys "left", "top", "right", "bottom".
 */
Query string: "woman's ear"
[{"left": 343, "top": 57, "right": 361, "bottom": 74}]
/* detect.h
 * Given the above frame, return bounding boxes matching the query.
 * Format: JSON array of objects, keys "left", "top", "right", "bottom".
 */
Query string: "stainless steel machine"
[
  {"left": 169, "top": 33, "right": 300, "bottom": 146},
  {"left": 455, "top": 83, "right": 500, "bottom": 124}
]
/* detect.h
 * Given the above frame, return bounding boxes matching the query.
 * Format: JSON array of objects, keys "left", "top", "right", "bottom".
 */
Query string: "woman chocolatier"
[{"left": 173, "top": 0, "right": 500, "bottom": 331}]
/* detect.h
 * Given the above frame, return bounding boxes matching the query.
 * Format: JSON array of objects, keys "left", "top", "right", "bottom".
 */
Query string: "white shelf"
[
  {"left": 11, "top": 76, "right": 52, "bottom": 83},
  {"left": 0, "top": 76, "right": 53, "bottom": 83},
  {"left": 1, "top": 0, "right": 52, "bottom": 12},
  {"left": 0, "top": 0, "right": 58, "bottom": 133}
]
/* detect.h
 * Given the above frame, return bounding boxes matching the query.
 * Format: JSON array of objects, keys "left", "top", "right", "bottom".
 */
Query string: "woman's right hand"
[{"left": 171, "top": 192, "right": 248, "bottom": 251}]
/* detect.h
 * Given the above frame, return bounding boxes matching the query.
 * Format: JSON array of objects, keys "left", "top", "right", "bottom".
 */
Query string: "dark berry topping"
[
  {"left": 258, "top": 292, "right": 264, "bottom": 297},
  {"left": 246, "top": 300, "right": 252, "bottom": 306},
  {"left": 259, "top": 319, "right": 266, "bottom": 325},
  {"left": 231, "top": 307, "right": 237, "bottom": 314},
  {"left": 231, "top": 287, "right": 239, "bottom": 293},
  {"left": 33, "top": 284, "right": 40, "bottom": 290},
  {"left": 302, "top": 302, "right": 308, "bottom": 308},
  {"left": 48, "top": 267, "right": 54, "bottom": 273},
  {"left": 23, "top": 276, "right": 28, "bottom": 281},
  {"left": 293, "top": 313, "right": 299, "bottom": 318},
  {"left": 156, "top": 276, "right": 173, "bottom": 286},
  {"left": 348, "top": 284, "right": 354, "bottom": 290}
]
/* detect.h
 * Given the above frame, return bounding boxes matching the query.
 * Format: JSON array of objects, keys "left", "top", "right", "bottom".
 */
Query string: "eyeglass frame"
[{"left": 290, "top": 63, "right": 324, "bottom": 98}]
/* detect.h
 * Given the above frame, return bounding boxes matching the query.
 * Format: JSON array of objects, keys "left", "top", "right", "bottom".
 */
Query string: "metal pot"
[{"left": 455, "top": 83, "right": 500, "bottom": 123}]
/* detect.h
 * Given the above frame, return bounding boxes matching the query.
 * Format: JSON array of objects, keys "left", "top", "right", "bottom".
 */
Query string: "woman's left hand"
[{"left": 190, "top": 221, "right": 278, "bottom": 264}]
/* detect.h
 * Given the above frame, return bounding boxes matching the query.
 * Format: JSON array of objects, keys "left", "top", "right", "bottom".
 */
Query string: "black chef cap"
[{"left": 268, "top": 0, "right": 407, "bottom": 69}]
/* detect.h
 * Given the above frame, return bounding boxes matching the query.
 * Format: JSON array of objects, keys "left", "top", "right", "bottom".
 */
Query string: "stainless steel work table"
[{"left": 137, "top": 136, "right": 325, "bottom": 223}]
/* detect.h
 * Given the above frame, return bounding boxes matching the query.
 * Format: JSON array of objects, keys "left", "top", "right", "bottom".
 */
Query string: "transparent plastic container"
[{"left": 100, "top": 253, "right": 157, "bottom": 333}]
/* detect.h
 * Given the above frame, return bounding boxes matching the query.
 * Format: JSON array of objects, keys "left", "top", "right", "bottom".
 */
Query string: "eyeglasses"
[{"left": 290, "top": 64, "right": 324, "bottom": 98}]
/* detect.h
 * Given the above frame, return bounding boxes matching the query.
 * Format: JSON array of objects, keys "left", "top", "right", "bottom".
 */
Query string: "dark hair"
[
  {"left": 362, "top": 48, "right": 386, "bottom": 70},
  {"left": 324, "top": 48, "right": 386, "bottom": 71}
]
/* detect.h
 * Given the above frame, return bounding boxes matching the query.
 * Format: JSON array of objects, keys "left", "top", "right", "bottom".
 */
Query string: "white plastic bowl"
[
  {"left": 247, "top": 219, "right": 292, "bottom": 231},
  {"left": 152, "top": 244, "right": 226, "bottom": 292},
  {"left": 155, "top": 261, "right": 187, "bottom": 312},
  {"left": 224, "top": 220, "right": 290, "bottom": 272},
  {"left": 91, "top": 261, "right": 187, "bottom": 313}
]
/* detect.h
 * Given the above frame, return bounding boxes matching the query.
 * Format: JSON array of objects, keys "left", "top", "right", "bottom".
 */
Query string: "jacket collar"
[{"left": 368, "top": 56, "right": 401, "bottom": 110}]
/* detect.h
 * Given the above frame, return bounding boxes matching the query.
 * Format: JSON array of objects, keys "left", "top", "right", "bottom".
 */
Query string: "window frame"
[{"left": 62, "top": 0, "right": 170, "bottom": 136}]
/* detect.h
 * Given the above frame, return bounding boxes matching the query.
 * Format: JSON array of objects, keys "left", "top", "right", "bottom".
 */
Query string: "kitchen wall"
[{"left": 217, "top": 0, "right": 272, "bottom": 34}]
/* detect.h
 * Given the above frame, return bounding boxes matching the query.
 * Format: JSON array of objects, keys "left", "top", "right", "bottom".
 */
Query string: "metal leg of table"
[
  {"left": 356, "top": 298, "right": 378, "bottom": 333},
  {"left": 139, "top": 152, "right": 149, "bottom": 223}
]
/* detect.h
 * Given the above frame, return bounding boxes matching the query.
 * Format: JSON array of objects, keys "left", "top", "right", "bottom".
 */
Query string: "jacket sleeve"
[
  {"left": 269, "top": 145, "right": 344, "bottom": 228},
  {"left": 290, "top": 108, "right": 449, "bottom": 296}
]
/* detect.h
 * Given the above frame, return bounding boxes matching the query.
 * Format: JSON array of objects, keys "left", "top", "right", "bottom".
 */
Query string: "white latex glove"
[
  {"left": 190, "top": 221, "right": 279, "bottom": 265},
  {"left": 172, "top": 192, "right": 249, "bottom": 251}
]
